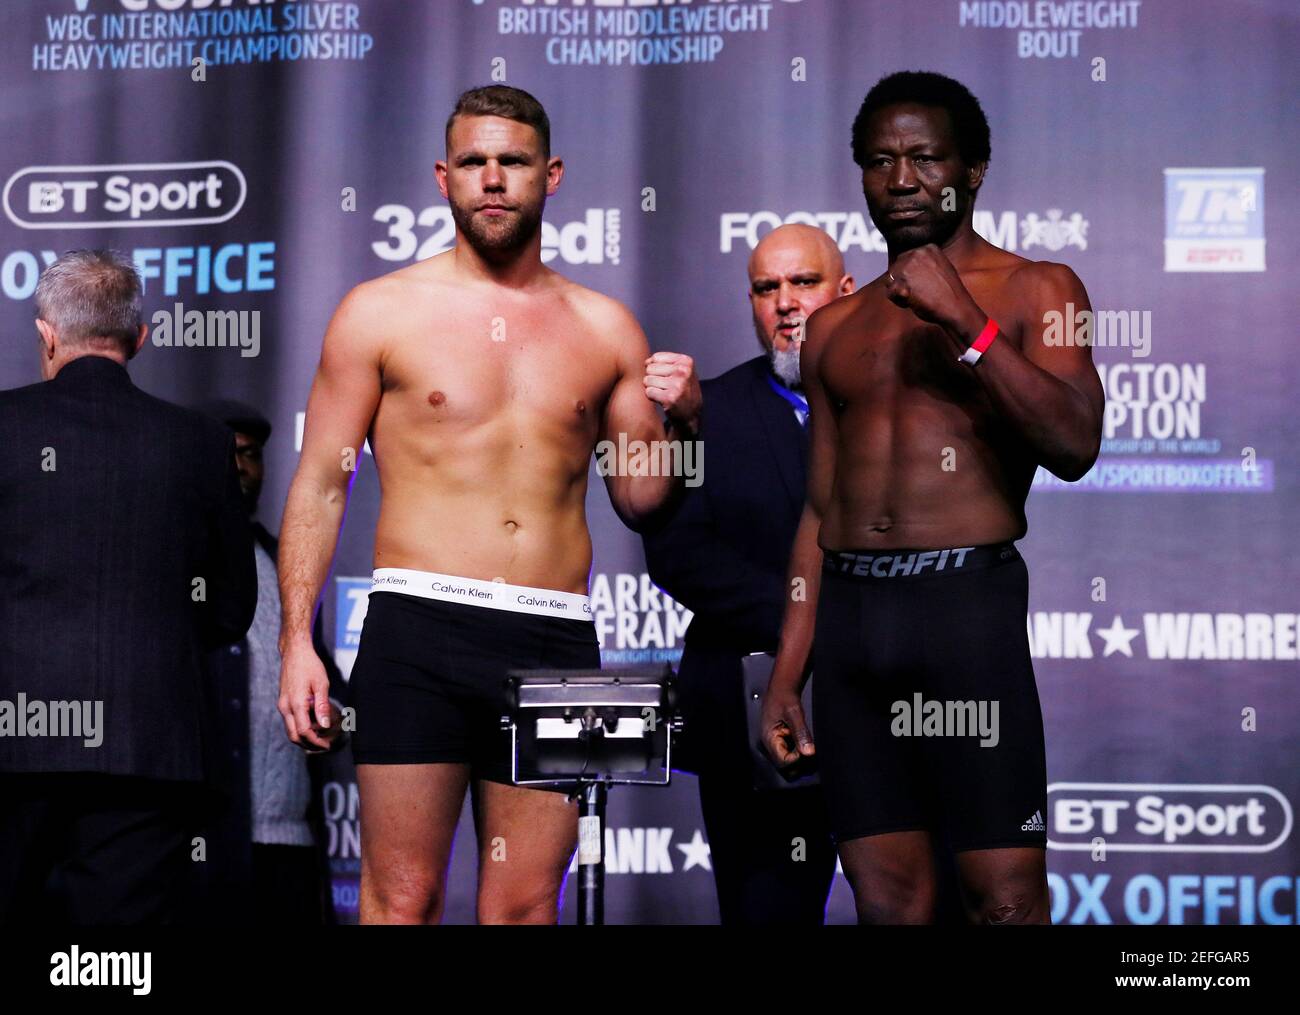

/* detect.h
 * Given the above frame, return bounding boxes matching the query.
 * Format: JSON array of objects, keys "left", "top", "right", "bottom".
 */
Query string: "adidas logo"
[{"left": 1021, "top": 809, "right": 1045, "bottom": 832}]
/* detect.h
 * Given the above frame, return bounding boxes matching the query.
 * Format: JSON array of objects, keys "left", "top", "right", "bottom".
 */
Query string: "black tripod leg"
[{"left": 576, "top": 781, "right": 606, "bottom": 926}]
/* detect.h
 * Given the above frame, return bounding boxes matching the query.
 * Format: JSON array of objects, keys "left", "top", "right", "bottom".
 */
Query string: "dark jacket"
[
  {"left": 0, "top": 356, "right": 257, "bottom": 781},
  {"left": 641, "top": 355, "right": 807, "bottom": 778},
  {"left": 196, "top": 522, "right": 347, "bottom": 924}
]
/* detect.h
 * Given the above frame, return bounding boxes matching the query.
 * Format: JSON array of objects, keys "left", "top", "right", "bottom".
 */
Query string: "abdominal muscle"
[
  {"left": 369, "top": 425, "right": 595, "bottom": 597},
  {"left": 818, "top": 424, "right": 1030, "bottom": 551}
]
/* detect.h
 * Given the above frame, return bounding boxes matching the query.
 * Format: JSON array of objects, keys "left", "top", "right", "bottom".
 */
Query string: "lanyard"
[{"left": 765, "top": 373, "right": 809, "bottom": 418}]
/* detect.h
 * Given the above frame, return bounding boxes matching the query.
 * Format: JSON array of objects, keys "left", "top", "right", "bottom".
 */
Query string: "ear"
[
  {"left": 434, "top": 159, "right": 450, "bottom": 200},
  {"left": 839, "top": 274, "right": 856, "bottom": 296},
  {"left": 967, "top": 160, "right": 987, "bottom": 196},
  {"left": 35, "top": 318, "right": 56, "bottom": 355},
  {"left": 133, "top": 323, "right": 148, "bottom": 356},
  {"left": 545, "top": 156, "right": 564, "bottom": 197}
]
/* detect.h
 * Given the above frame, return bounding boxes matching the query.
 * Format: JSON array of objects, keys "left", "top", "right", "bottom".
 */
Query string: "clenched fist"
[
  {"left": 885, "top": 243, "right": 983, "bottom": 335},
  {"left": 643, "top": 351, "right": 702, "bottom": 436}
]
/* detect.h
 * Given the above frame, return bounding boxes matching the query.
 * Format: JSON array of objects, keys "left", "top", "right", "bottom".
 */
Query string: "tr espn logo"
[
  {"left": 1164, "top": 168, "right": 1265, "bottom": 272},
  {"left": 2, "top": 161, "right": 245, "bottom": 229},
  {"left": 1047, "top": 782, "right": 1292, "bottom": 854}
]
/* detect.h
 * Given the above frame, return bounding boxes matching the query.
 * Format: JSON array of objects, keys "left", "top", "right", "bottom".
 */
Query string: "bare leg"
[
  {"left": 837, "top": 830, "right": 937, "bottom": 925},
  {"left": 472, "top": 780, "right": 578, "bottom": 925},
  {"left": 356, "top": 762, "right": 470, "bottom": 925},
  {"left": 955, "top": 846, "right": 1050, "bottom": 924}
]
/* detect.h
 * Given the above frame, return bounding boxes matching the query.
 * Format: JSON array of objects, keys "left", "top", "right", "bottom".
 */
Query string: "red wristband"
[{"left": 958, "top": 318, "right": 999, "bottom": 365}]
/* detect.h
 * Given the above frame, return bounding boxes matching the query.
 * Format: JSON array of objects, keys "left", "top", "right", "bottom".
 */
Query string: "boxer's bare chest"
[
  {"left": 821, "top": 269, "right": 1025, "bottom": 427},
  {"left": 373, "top": 289, "right": 617, "bottom": 447}
]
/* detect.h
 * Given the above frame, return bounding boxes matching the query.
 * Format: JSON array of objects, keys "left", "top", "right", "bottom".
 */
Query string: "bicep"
[
  {"left": 299, "top": 290, "right": 383, "bottom": 487},
  {"left": 600, "top": 317, "right": 659, "bottom": 444},
  {"left": 1019, "top": 264, "right": 1104, "bottom": 415}
]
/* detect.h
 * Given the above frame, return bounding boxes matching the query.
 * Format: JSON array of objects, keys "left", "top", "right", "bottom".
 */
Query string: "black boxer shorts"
[
  {"left": 812, "top": 542, "right": 1047, "bottom": 851},
  {"left": 349, "top": 589, "right": 601, "bottom": 788}
]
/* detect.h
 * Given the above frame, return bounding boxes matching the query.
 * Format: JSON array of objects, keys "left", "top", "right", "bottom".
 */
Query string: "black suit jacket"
[
  {"left": 642, "top": 355, "right": 807, "bottom": 778},
  {"left": 0, "top": 356, "right": 258, "bottom": 781}
]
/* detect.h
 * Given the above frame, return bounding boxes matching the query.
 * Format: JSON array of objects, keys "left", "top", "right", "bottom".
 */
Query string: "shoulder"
[
  {"left": 314, "top": 263, "right": 437, "bottom": 367},
  {"left": 1001, "top": 258, "right": 1088, "bottom": 338},
  {"left": 804, "top": 287, "right": 866, "bottom": 352},
  {"left": 118, "top": 390, "right": 235, "bottom": 479},
  {"left": 559, "top": 278, "right": 650, "bottom": 370},
  {"left": 0, "top": 380, "right": 48, "bottom": 440},
  {"left": 707, "top": 355, "right": 767, "bottom": 394},
  {"left": 149, "top": 394, "right": 234, "bottom": 450},
  {"left": 335, "top": 260, "right": 431, "bottom": 320},
  {"left": 810, "top": 285, "right": 869, "bottom": 326},
  {"left": 563, "top": 277, "right": 643, "bottom": 336},
  {"left": 0, "top": 377, "right": 49, "bottom": 406},
  {"left": 698, "top": 358, "right": 768, "bottom": 428},
  {"left": 333, "top": 250, "right": 472, "bottom": 323},
  {"left": 1007, "top": 257, "right": 1085, "bottom": 301}
]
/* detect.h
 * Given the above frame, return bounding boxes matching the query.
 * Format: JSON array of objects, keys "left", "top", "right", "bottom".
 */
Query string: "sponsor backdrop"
[{"left": 2, "top": 0, "right": 1296, "bottom": 925}]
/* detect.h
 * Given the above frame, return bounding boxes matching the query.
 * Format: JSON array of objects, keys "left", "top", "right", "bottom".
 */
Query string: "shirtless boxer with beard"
[{"left": 276, "top": 86, "right": 701, "bottom": 924}]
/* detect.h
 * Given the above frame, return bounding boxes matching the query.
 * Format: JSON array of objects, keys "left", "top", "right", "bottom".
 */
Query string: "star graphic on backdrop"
[
  {"left": 1095, "top": 614, "right": 1140, "bottom": 657},
  {"left": 676, "top": 829, "right": 712, "bottom": 872}
]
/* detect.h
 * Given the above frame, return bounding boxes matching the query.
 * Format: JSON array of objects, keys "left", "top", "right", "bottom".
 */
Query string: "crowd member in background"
[
  {"left": 643, "top": 224, "right": 851, "bottom": 924},
  {"left": 195, "top": 399, "right": 349, "bottom": 925},
  {"left": 0, "top": 250, "right": 256, "bottom": 925}
]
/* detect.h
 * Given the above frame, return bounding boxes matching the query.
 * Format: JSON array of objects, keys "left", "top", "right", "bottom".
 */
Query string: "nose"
[
  {"left": 481, "top": 159, "right": 504, "bottom": 191},
  {"left": 776, "top": 281, "right": 797, "bottom": 312},
  {"left": 888, "top": 158, "right": 919, "bottom": 193}
]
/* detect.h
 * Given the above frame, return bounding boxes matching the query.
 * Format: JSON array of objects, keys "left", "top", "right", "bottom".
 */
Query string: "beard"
[
  {"left": 450, "top": 194, "right": 545, "bottom": 258},
  {"left": 768, "top": 340, "right": 802, "bottom": 389}
]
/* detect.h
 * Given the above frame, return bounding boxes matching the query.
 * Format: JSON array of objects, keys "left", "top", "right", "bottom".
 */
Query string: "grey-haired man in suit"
[{"left": 0, "top": 250, "right": 257, "bottom": 925}]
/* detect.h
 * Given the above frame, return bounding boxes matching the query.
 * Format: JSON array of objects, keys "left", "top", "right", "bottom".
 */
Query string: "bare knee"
[
  {"left": 850, "top": 866, "right": 935, "bottom": 925},
  {"left": 477, "top": 884, "right": 561, "bottom": 925},
  {"left": 855, "top": 884, "right": 934, "bottom": 925},
  {"left": 958, "top": 847, "right": 1049, "bottom": 925},
  {"left": 840, "top": 832, "right": 937, "bottom": 925},
  {"left": 977, "top": 886, "right": 1049, "bottom": 925},
  {"left": 361, "top": 866, "right": 445, "bottom": 925}
]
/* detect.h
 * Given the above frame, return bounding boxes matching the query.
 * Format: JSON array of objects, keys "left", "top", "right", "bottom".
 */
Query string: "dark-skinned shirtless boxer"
[
  {"left": 760, "top": 71, "right": 1103, "bottom": 925},
  {"left": 275, "top": 86, "right": 700, "bottom": 924}
]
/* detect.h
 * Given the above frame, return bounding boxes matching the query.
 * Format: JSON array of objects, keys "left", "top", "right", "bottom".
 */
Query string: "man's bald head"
[
  {"left": 747, "top": 224, "right": 854, "bottom": 388},
  {"left": 748, "top": 223, "right": 846, "bottom": 283}
]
